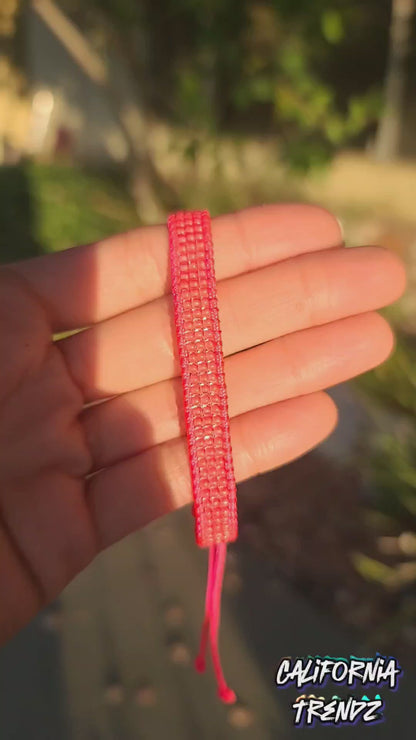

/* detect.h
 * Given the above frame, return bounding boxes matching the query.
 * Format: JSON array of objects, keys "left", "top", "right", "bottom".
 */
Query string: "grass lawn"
[{"left": 0, "top": 162, "right": 138, "bottom": 263}]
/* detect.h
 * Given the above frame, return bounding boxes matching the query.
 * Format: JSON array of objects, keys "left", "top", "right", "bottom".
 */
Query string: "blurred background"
[{"left": 0, "top": 1, "right": 416, "bottom": 738}]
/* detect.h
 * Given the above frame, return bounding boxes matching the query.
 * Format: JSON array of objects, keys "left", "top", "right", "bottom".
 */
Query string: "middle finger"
[{"left": 59, "top": 245, "right": 403, "bottom": 401}]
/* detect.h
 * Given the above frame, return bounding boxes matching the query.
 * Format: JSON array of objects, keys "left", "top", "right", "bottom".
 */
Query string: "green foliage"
[
  {"left": 369, "top": 431, "right": 416, "bottom": 520},
  {"left": 353, "top": 553, "right": 396, "bottom": 586},
  {"left": 353, "top": 333, "right": 416, "bottom": 591},
  {"left": 0, "top": 163, "right": 138, "bottom": 262},
  {"left": 269, "top": 11, "right": 381, "bottom": 170},
  {"left": 61, "top": 0, "right": 387, "bottom": 173},
  {"left": 175, "top": 67, "right": 216, "bottom": 130},
  {"left": 321, "top": 10, "right": 345, "bottom": 44},
  {"left": 275, "top": 43, "right": 381, "bottom": 147},
  {"left": 170, "top": 1, "right": 382, "bottom": 171},
  {"left": 356, "top": 334, "right": 416, "bottom": 522},
  {"left": 354, "top": 551, "right": 416, "bottom": 589},
  {"left": 0, "top": 164, "right": 39, "bottom": 262},
  {"left": 356, "top": 335, "right": 416, "bottom": 418},
  {"left": 30, "top": 165, "right": 138, "bottom": 253}
]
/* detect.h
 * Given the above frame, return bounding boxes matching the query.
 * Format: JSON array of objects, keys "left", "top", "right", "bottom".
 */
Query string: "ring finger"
[{"left": 82, "top": 310, "right": 393, "bottom": 472}]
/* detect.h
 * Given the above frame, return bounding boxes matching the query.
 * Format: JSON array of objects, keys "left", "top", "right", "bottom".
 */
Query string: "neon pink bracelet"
[{"left": 168, "top": 210, "right": 238, "bottom": 704}]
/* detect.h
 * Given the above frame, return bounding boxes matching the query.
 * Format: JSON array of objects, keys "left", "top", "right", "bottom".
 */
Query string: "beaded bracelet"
[{"left": 168, "top": 210, "right": 238, "bottom": 703}]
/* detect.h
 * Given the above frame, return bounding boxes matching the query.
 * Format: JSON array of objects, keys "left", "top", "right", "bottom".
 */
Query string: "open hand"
[{"left": 0, "top": 204, "right": 406, "bottom": 644}]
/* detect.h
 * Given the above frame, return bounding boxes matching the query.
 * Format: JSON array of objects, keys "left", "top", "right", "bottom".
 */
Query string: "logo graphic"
[{"left": 275, "top": 654, "right": 402, "bottom": 727}]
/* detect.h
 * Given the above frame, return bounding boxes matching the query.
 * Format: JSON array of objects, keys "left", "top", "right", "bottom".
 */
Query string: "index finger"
[{"left": 10, "top": 204, "right": 342, "bottom": 332}]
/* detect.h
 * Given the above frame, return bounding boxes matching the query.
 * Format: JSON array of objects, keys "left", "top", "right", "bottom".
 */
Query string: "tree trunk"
[{"left": 374, "top": 0, "right": 416, "bottom": 161}]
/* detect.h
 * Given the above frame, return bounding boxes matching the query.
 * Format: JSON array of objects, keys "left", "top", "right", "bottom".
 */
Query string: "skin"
[{"left": 0, "top": 203, "right": 406, "bottom": 645}]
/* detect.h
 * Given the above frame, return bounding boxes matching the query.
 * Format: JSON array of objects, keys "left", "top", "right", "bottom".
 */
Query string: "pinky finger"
[{"left": 87, "top": 391, "right": 338, "bottom": 549}]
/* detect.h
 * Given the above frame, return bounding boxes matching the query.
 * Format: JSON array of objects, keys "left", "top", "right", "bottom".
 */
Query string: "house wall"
[{"left": 24, "top": 8, "right": 128, "bottom": 164}]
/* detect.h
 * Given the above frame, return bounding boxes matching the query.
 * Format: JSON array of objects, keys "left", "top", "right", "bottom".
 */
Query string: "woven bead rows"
[{"left": 168, "top": 211, "right": 238, "bottom": 548}]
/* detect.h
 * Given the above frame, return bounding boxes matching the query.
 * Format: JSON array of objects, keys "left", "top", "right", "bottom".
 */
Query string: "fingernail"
[{"left": 336, "top": 216, "right": 345, "bottom": 243}]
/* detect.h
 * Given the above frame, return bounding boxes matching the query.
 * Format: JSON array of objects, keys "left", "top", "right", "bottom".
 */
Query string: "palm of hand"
[{"left": 0, "top": 271, "right": 94, "bottom": 642}]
